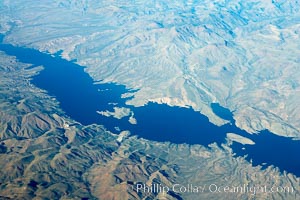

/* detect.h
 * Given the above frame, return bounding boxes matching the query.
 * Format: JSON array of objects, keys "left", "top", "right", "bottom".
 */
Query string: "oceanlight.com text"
[{"left": 133, "top": 183, "right": 294, "bottom": 196}]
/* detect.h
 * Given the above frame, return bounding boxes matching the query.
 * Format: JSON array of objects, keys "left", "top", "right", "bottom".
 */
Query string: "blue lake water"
[
  {"left": 1, "top": 38, "right": 300, "bottom": 177},
  {"left": 211, "top": 102, "right": 235, "bottom": 124}
]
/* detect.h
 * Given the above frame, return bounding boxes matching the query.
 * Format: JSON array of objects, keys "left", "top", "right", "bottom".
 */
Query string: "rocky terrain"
[
  {"left": 1, "top": 0, "right": 300, "bottom": 137},
  {"left": 1, "top": 0, "right": 300, "bottom": 199},
  {"left": 0, "top": 50, "right": 299, "bottom": 200}
]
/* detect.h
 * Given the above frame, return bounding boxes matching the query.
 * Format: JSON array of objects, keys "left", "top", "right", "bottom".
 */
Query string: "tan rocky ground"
[{"left": 0, "top": 51, "right": 299, "bottom": 200}]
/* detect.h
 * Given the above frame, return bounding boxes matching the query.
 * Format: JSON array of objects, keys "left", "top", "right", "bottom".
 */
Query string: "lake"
[{"left": 1, "top": 37, "right": 299, "bottom": 177}]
